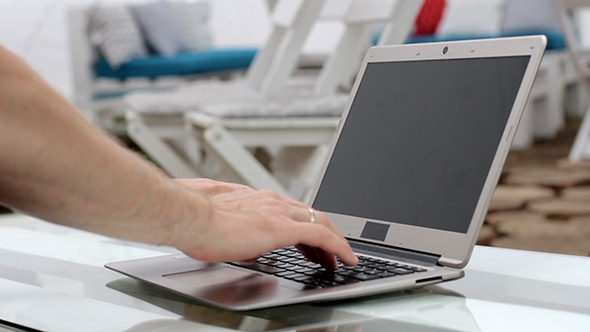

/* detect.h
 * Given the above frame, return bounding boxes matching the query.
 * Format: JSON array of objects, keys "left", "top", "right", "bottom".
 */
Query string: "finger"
[
  {"left": 295, "top": 244, "right": 319, "bottom": 264},
  {"left": 289, "top": 207, "right": 348, "bottom": 246},
  {"left": 292, "top": 207, "right": 348, "bottom": 262},
  {"left": 286, "top": 208, "right": 356, "bottom": 267},
  {"left": 288, "top": 223, "right": 358, "bottom": 266},
  {"left": 297, "top": 245, "right": 342, "bottom": 270},
  {"left": 314, "top": 210, "right": 346, "bottom": 239},
  {"left": 289, "top": 206, "right": 315, "bottom": 223},
  {"left": 292, "top": 217, "right": 339, "bottom": 269},
  {"left": 255, "top": 191, "right": 347, "bottom": 243},
  {"left": 238, "top": 257, "right": 259, "bottom": 264},
  {"left": 313, "top": 248, "right": 339, "bottom": 270}
]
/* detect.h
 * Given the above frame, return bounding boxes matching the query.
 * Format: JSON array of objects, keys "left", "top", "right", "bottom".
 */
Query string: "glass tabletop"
[{"left": 1, "top": 214, "right": 589, "bottom": 332}]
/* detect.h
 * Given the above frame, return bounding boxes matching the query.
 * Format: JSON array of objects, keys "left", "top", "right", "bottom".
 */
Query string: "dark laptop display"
[{"left": 313, "top": 56, "right": 530, "bottom": 233}]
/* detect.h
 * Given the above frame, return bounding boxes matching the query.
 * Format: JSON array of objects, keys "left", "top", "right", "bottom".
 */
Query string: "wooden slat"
[
  {"left": 492, "top": 236, "right": 590, "bottom": 256},
  {"left": 476, "top": 225, "right": 497, "bottom": 246},
  {"left": 486, "top": 211, "right": 545, "bottom": 227},
  {"left": 561, "top": 187, "right": 590, "bottom": 201},
  {"left": 505, "top": 166, "right": 590, "bottom": 189},
  {"left": 497, "top": 217, "right": 589, "bottom": 237},
  {"left": 529, "top": 198, "right": 590, "bottom": 217},
  {"left": 489, "top": 185, "right": 554, "bottom": 212}
]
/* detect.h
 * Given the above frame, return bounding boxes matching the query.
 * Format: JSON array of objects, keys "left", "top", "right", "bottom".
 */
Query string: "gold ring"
[{"left": 309, "top": 208, "right": 316, "bottom": 224}]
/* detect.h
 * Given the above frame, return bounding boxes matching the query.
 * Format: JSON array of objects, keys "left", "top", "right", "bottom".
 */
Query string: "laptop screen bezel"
[{"left": 307, "top": 36, "right": 547, "bottom": 268}]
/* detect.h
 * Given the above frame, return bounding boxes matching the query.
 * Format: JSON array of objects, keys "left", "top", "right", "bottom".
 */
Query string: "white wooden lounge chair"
[
  {"left": 125, "top": 0, "right": 424, "bottom": 201},
  {"left": 554, "top": 0, "right": 590, "bottom": 160}
]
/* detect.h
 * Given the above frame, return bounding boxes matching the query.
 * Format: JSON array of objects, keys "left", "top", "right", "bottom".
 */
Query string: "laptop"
[{"left": 106, "top": 36, "right": 547, "bottom": 311}]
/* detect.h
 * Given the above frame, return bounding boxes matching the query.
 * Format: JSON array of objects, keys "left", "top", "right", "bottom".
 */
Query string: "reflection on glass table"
[
  {"left": 0, "top": 214, "right": 589, "bottom": 332},
  {"left": 110, "top": 278, "right": 476, "bottom": 332}
]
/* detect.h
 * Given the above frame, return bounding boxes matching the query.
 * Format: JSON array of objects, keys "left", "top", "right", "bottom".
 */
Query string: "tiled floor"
[
  {"left": 478, "top": 119, "right": 590, "bottom": 256},
  {"left": 482, "top": 160, "right": 590, "bottom": 256}
]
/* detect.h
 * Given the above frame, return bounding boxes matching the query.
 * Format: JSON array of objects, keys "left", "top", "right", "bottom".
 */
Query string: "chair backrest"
[
  {"left": 245, "top": 0, "right": 327, "bottom": 94},
  {"left": 67, "top": 6, "right": 98, "bottom": 108},
  {"left": 246, "top": 0, "right": 424, "bottom": 96},
  {"left": 554, "top": 0, "right": 590, "bottom": 76},
  {"left": 554, "top": 0, "right": 590, "bottom": 161},
  {"left": 315, "top": 0, "right": 424, "bottom": 95}
]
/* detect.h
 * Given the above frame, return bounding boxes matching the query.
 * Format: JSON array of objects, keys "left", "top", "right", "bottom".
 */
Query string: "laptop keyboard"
[{"left": 229, "top": 246, "right": 428, "bottom": 289}]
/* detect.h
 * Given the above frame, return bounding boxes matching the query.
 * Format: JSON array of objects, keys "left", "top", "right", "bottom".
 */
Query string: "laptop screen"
[{"left": 312, "top": 56, "right": 530, "bottom": 234}]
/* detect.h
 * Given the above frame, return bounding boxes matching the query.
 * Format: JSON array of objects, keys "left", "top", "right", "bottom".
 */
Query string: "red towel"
[{"left": 414, "top": 0, "right": 446, "bottom": 36}]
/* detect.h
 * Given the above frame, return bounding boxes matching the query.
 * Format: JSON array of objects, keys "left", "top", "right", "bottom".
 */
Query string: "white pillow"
[
  {"left": 437, "top": 0, "right": 507, "bottom": 37},
  {"left": 171, "top": 1, "right": 212, "bottom": 51},
  {"left": 130, "top": 1, "right": 190, "bottom": 56},
  {"left": 88, "top": 5, "right": 148, "bottom": 68},
  {"left": 501, "top": 0, "right": 561, "bottom": 33}
]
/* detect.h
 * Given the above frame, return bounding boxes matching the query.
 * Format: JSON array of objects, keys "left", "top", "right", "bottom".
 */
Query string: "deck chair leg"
[
  {"left": 238, "top": 316, "right": 270, "bottom": 331},
  {"left": 534, "top": 54, "right": 565, "bottom": 139},
  {"left": 272, "top": 145, "right": 330, "bottom": 202},
  {"left": 564, "top": 74, "right": 589, "bottom": 117},
  {"left": 126, "top": 113, "right": 201, "bottom": 178},
  {"left": 512, "top": 101, "right": 535, "bottom": 150},
  {"left": 202, "top": 124, "right": 291, "bottom": 198}
]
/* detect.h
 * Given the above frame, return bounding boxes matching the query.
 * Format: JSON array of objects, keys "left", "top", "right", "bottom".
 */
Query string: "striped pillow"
[{"left": 88, "top": 5, "right": 148, "bottom": 68}]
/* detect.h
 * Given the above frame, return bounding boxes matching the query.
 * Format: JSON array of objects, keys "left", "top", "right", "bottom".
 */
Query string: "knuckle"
[
  {"left": 236, "top": 183, "right": 251, "bottom": 190},
  {"left": 262, "top": 189, "right": 281, "bottom": 199},
  {"left": 275, "top": 200, "right": 290, "bottom": 211},
  {"left": 317, "top": 211, "right": 330, "bottom": 221},
  {"left": 315, "top": 224, "right": 332, "bottom": 238},
  {"left": 276, "top": 215, "right": 292, "bottom": 225}
]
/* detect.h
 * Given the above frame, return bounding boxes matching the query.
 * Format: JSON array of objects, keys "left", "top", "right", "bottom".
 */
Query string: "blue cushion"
[
  {"left": 405, "top": 30, "right": 565, "bottom": 51},
  {"left": 500, "top": 30, "right": 566, "bottom": 50},
  {"left": 94, "top": 48, "right": 258, "bottom": 79}
]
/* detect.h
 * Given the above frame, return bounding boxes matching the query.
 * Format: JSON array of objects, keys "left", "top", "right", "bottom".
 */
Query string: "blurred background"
[
  {"left": 0, "top": 0, "right": 588, "bottom": 256},
  {"left": 0, "top": 0, "right": 272, "bottom": 99}
]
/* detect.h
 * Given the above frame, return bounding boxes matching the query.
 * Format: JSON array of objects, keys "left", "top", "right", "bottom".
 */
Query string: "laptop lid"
[{"left": 309, "top": 36, "right": 547, "bottom": 268}]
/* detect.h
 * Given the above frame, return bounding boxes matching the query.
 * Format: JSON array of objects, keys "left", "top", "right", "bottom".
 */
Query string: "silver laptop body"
[{"left": 106, "top": 36, "right": 547, "bottom": 311}]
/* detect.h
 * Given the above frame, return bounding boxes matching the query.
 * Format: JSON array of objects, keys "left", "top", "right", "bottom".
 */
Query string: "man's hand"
[
  {"left": 176, "top": 178, "right": 251, "bottom": 196},
  {"left": 175, "top": 179, "right": 358, "bottom": 269}
]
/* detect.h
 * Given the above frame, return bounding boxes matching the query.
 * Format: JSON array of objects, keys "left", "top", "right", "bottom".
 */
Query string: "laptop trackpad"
[
  {"left": 165, "top": 265, "right": 285, "bottom": 306},
  {"left": 164, "top": 265, "right": 263, "bottom": 288}
]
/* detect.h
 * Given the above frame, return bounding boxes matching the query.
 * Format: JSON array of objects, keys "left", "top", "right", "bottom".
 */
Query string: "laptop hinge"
[{"left": 348, "top": 239, "right": 440, "bottom": 266}]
